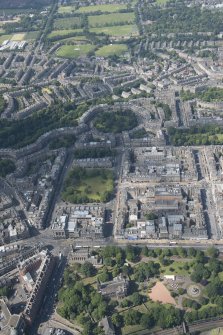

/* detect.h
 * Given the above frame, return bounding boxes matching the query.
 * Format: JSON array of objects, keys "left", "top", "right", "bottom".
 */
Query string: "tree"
[
  {"left": 98, "top": 268, "right": 110, "bottom": 282},
  {"left": 122, "top": 264, "right": 133, "bottom": 277},
  {"left": 195, "top": 250, "right": 206, "bottom": 264},
  {"left": 141, "top": 246, "right": 149, "bottom": 257},
  {"left": 126, "top": 245, "right": 140, "bottom": 263},
  {"left": 124, "top": 310, "right": 141, "bottom": 325},
  {"left": 112, "top": 313, "right": 124, "bottom": 327},
  {"left": 80, "top": 262, "right": 96, "bottom": 277},
  {"left": 112, "top": 266, "right": 120, "bottom": 278},
  {"left": 140, "top": 312, "right": 155, "bottom": 328},
  {"left": 130, "top": 292, "right": 144, "bottom": 306},
  {"left": 190, "top": 271, "right": 203, "bottom": 283},
  {"left": 206, "top": 247, "right": 219, "bottom": 259},
  {"left": 205, "top": 277, "right": 223, "bottom": 298}
]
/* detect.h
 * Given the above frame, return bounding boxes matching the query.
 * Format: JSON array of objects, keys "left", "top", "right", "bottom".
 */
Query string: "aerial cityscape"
[{"left": 0, "top": 0, "right": 223, "bottom": 334}]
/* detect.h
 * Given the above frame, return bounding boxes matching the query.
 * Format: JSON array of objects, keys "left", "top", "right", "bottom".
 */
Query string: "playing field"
[
  {"left": 90, "top": 24, "right": 138, "bottom": 37},
  {"left": 48, "top": 29, "right": 83, "bottom": 39},
  {"left": 56, "top": 44, "right": 95, "bottom": 58},
  {"left": 76, "top": 4, "right": 128, "bottom": 13},
  {"left": 156, "top": 0, "right": 169, "bottom": 4},
  {"left": 96, "top": 44, "right": 127, "bottom": 57},
  {"left": 58, "top": 5, "right": 77, "bottom": 14},
  {"left": 54, "top": 36, "right": 89, "bottom": 44},
  {"left": 11, "top": 33, "right": 26, "bottom": 41},
  {"left": 88, "top": 12, "right": 135, "bottom": 27},
  {"left": 54, "top": 16, "right": 83, "bottom": 29},
  {"left": 25, "top": 31, "right": 39, "bottom": 40}
]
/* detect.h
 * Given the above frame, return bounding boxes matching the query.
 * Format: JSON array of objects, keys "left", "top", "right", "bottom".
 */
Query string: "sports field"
[
  {"left": 56, "top": 44, "right": 95, "bottom": 58},
  {"left": 156, "top": 0, "right": 169, "bottom": 4},
  {"left": 88, "top": 12, "right": 135, "bottom": 27},
  {"left": 90, "top": 24, "right": 138, "bottom": 37},
  {"left": 58, "top": 5, "right": 76, "bottom": 14},
  {"left": 25, "top": 31, "right": 39, "bottom": 40},
  {"left": 54, "top": 36, "right": 89, "bottom": 44},
  {"left": 48, "top": 29, "right": 83, "bottom": 39},
  {"left": 11, "top": 33, "right": 26, "bottom": 41},
  {"left": 76, "top": 4, "right": 128, "bottom": 13},
  {"left": 96, "top": 44, "right": 127, "bottom": 57},
  {"left": 54, "top": 16, "right": 83, "bottom": 29}
]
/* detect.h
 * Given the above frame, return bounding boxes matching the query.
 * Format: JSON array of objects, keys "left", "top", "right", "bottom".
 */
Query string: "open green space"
[
  {"left": 202, "top": 329, "right": 223, "bottom": 335},
  {"left": 62, "top": 167, "right": 114, "bottom": 203},
  {"left": 161, "top": 261, "right": 193, "bottom": 276},
  {"left": 56, "top": 44, "right": 95, "bottom": 58},
  {"left": 54, "top": 16, "right": 83, "bottom": 30},
  {"left": 76, "top": 4, "right": 128, "bottom": 13},
  {"left": 0, "top": 101, "right": 89, "bottom": 149},
  {"left": 0, "top": 8, "right": 34, "bottom": 14},
  {"left": 93, "top": 110, "right": 138, "bottom": 133},
  {"left": 48, "top": 29, "right": 83, "bottom": 39},
  {"left": 198, "top": 87, "right": 223, "bottom": 103},
  {"left": 90, "top": 24, "right": 138, "bottom": 36},
  {"left": 121, "top": 324, "right": 146, "bottom": 335},
  {"left": 0, "top": 34, "right": 12, "bottom": 44},
  {"left": 25, "top": 31, "right": 39, "bottom": 40},
  {"left": 95, "top": 44, "right": 127, "bottom": 57},
  {"left": 156, "top": 0, "right": 169, "bottom": 4},
  {"left": 57, "top": 246, "right": 223, "bottom": 335},
  {"left": 169, "top": 124, "right": 223, "bottom": 146},
  {"left": 53, "top": 36, "right": 89, "bottom": 44},
  {"left": 142, "top": 4, "right": 223, "bottom": 35},
  {"left": 58, "top": 5, "right": 77, "bottom": 14},
  {"left": 0, "top": 0, "right": 51, "bottom": 9},
  {"left": 88, "top": 12, "right": 135, "bottom": 28},
  {"left": 130, "top": 128, "right": 153, "bottom": 139},
  {"left": 181, "top": 88, "right": 223, "bottom": 102}
]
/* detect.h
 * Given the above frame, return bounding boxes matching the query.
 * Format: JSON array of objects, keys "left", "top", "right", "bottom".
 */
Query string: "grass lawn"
[
  {"left": 75, "top": 175, "right": 113, "bottom": 202},
  {"left": 25, "top": 31, "right": 39, "bottom": 40},
  {"left": 48, "top": 29, "right": 83, "bottom": 39},
  {"left": 96, "top": 44, "right": 127, "bottom": 57},
  {"left": 90, "top": 24, "right": 138, "bottom": 37},
  {"left": 156, "top": 0, "right": 169, "bottom": 4},
  {"left": 0, "top": 34, "right": 12, "bottom": 44},
  {"left": 82, "top": 275, "right": 98, "bottom": 286},
  {"left": 122, "top": 324, "right": 145, "bottom": 335},
  {"left": 88, "top": 12, "right": 135, "bottom": 27},
  {"left": 56, "top": 44, "right": 95, "bottom": 58},
  {"left": 161, "top": 261, "right": 193, "bottom": 276},
  {"left": 218, "top": 271, "right": 223, "bottom": 281},
  {"left": 11, "top": 33, "right": 26, "bottom": 41},
  {"left": 58, "top": 5, "right": 77, "bottom": 14},
  {"left": 209, "top": 134, "right": 223, "bottom": 142},
  {"left": 62, "top": 168, "right": 114, "bottom": 203},
  {"left": 76, "top": 4, "right": 128, "bottom": 13},
  {"left": 53, "top": 36, "right": 89, "bottom": 44},
  {"left": 54, "top": 16, "right": 83, "bottom": 29},
  {"left": 208, "top": 329, "right": 223, "bottom": 335}
]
